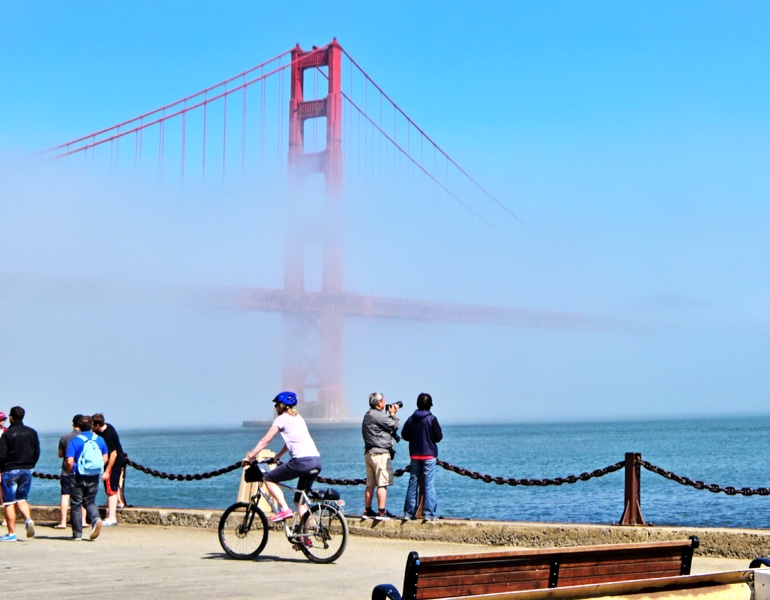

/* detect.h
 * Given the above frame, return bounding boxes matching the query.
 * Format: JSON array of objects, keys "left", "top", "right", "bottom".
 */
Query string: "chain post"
[
  {"left": 416, "top": 471, "right": 425, "bottom": 518},
  {"left": 619, "top": 452, "right": 646, "bottom": 526}
]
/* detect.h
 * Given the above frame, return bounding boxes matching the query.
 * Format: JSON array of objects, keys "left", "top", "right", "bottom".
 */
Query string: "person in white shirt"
[{"left": 243, "top": 391, "right": 322, "bottom": 523}]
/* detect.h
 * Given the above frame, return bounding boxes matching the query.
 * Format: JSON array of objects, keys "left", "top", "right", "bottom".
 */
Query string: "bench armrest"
[{"left": 372, "top": 583, "right": 402, "bottom": 600}]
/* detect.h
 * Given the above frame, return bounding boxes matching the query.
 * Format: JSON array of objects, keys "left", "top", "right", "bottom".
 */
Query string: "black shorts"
[
  {"left": 264, "top": 456, "right": 322, "bottom": 503},
  {"left": 104, "top": 458, "right": 125, "bottom": 496},
  {"left": 60, "top": 473, "right": 73, "bottom": 495}
]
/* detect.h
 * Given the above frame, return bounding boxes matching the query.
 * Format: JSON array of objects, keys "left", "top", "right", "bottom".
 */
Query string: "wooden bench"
[{"left": 372, "top": 536, "right": 700, "bottom": 600}]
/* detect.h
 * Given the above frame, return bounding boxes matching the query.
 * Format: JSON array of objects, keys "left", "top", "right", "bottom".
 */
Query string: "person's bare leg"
[
  {"left": 59, "top": 494, "right": 70, "bottom": 527},
  {"left": 265, "top": 481, "right": 289, "bottom": 511},
  {"left": 118, "top": 487, "right": 126, "bottom": 508},
  {"left": 16, "top": 500, "right": 31, "bottom": 524},
  {"left": 376, "top": 486, "right": 388, "bottom": 511},
  {"left": 4, "top": 504, "right": 15, "bottom": 535},
  {"left": 106, "top": 494, "right": 118, "bottom": 521},
  {"left": 16, "top": 500, "right": 33, "bottom": 537}
]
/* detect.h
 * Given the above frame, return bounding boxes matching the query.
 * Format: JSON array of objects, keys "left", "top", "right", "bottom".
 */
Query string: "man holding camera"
[{"left": 361, "top": 392, "right": 400, "bottom": 520}]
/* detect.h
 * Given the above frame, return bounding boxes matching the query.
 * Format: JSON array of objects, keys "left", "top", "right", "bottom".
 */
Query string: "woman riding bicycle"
[{"left": 242, "top": 391, "right": 322, "bottom": 523}]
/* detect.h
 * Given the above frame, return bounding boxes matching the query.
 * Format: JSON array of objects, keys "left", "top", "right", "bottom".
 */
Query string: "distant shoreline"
[
  {"left": 32, "top": 412, "right": 770, "bottom": 435},
  {"left": 242, "top": 418, "right": 361, "bottom": 428}
]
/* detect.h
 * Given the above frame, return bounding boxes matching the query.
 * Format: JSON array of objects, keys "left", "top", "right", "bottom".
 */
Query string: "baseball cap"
[{"left": 0, "top": 412, "right": 6, "bottom": 420}]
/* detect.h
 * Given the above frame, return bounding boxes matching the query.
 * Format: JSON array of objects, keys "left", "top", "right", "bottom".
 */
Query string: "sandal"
[{"left": 53, "top": 524, "right": 67, "bottom": 529}]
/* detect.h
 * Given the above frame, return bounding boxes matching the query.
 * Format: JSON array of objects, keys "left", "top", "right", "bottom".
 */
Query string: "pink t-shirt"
[{"left": 272, "top": 413, "right": 320, "bottom": 459}]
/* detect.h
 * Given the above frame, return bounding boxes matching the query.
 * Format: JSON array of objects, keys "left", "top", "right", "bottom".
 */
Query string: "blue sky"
[{"left": 1, "top": 2, "right": 769, "bottom": 430}]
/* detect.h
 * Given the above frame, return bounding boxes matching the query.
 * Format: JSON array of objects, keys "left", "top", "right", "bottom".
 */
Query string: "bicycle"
[{"left": 218, "top": 460, "right": 349, "bottom": 564}]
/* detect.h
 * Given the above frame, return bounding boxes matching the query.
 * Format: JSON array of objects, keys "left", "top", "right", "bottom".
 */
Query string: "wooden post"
[
  {"left": 619, "top": 452, "right": 646, "bottom": 526},
  {"left": 416, "top": 472, "right": 425, "bottom": 518},
  {"left": 237, "top": 449, "right": 275, "bottom": 513}
]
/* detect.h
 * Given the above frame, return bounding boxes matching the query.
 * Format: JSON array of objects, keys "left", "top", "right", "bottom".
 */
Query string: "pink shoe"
[
  {"left": 271, "top": 508, "right": 294, "bottom": 522},
  {"left": 292, "top": 537, "right": 313, "bottom": 550}
]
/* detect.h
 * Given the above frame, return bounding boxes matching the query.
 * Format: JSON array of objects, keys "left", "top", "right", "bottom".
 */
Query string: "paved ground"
[{"left": 0, "top": 522, "right": 753, "bottom": 599}]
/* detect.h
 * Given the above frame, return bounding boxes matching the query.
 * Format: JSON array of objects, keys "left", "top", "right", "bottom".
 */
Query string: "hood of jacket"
[{"left": 410, "top": 409, "right": 433, "bottom": 421}]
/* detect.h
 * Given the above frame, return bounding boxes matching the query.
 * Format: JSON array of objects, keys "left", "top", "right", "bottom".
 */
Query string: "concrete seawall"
[{"left": 26, "top": 505, "right": 770, "bottom": 560}]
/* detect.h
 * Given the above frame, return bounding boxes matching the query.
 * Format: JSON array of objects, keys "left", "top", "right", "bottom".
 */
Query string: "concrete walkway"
[{"left": 1, "top": 521, "right": 753, "bottom": 600}]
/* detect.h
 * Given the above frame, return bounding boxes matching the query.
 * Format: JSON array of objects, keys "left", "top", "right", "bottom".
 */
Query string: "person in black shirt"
[
  {"left": 92, "top": 413, "right": 126, "bottom": 526},
  {"left": 0, "top": 406, "right": 40, "bottom": 541}
]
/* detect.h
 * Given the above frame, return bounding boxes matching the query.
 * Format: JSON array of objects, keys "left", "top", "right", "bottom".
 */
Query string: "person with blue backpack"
[{"left": 65, "top": 415, "right": 108, "bottom": 541}]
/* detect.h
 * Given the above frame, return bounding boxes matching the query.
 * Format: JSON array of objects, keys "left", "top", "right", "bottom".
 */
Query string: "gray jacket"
[{"left": 362, "top": 409, "right": 399, "bottom": 454}]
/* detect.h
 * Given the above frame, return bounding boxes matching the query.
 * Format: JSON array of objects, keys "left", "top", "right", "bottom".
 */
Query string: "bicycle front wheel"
[
  {"left": 298, "top": 503, "right": 349, "bottom": 564},
  {"left": 218, "top": 501, "right": 269, "bottom": 559}
]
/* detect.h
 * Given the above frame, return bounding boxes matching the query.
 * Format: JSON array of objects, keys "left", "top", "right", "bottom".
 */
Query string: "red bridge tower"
[{"left": 283, "top": 40, "right": 346, "bottom": 419}]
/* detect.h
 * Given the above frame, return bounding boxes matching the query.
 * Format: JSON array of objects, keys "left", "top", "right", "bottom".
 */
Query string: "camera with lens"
[{"left": 385, "top": 401, "right": 403, "bottom": 411}]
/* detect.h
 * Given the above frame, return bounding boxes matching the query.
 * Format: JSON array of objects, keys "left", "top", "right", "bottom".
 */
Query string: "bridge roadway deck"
[{"left": 2, "top": 507, "right": 759, "bottom": 599}]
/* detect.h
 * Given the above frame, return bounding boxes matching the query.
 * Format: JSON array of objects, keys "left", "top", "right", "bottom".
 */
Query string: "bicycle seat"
[{"left": 306, "top": 468, "right": 320, "bottom": 477}]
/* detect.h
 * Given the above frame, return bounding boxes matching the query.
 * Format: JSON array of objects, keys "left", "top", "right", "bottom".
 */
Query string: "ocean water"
[{"left": 29, "top": 416, "right": 770, "bottom": 529}]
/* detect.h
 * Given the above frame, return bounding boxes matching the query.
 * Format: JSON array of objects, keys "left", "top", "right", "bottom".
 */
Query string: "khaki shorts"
[{"left": 365, "top": 451, "right": 394, "bottom": 487}]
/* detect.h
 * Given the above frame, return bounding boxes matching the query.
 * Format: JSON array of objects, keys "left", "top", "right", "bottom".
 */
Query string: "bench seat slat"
[
  {"left": 418, "top": 569, "right": 551, "bottom": 588},
  {"left": 416, "top": 580, "right": 551, "bottom": 600},
  {"left": 561, "top": 551, "right": 685, "bottom": 567},
  {"left": 419, "top": 558, "right": 552, "bottom": 578},
  {"left": 416, "top": 541, "right": 693, "bottom": 566},
  {"left": 559, "top": 558, "right": 684, "bottom": 577},
  {"left": 412, "top": 563, "right": 684, "bottom": 598}
]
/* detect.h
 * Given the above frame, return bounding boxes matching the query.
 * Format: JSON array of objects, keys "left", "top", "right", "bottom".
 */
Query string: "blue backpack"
[{"left": 77, "top": 433, "right": 104, "bottom": 476}]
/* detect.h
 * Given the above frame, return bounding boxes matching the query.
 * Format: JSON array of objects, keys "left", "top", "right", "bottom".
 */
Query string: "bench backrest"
[{"left": 402, "top": 537, "right": 699, "bottom": 600}]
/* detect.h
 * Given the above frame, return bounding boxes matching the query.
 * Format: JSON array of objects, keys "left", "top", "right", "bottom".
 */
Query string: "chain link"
[
  {"left": 32, "top": 471, "right": 61, "bottom": 480},
  {"left": 639, "top": 459, "right": 770, "bottom": 496}
]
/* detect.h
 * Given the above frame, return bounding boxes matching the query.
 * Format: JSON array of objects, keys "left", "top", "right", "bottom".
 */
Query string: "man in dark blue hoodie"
[{"left": 401, "top": 393, "right": 443, "bottom": 521}]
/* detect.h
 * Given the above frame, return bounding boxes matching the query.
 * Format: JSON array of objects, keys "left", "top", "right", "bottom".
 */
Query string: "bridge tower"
[{"left": 283, "top": 40, "right": 346, "bottom": 419}]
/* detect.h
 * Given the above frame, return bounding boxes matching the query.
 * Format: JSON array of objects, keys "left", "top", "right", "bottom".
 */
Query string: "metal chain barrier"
[
  {"left": 35, "top": 460, "right": 625, "bottom": 487},
  {"left": 639, "top": 459, "right": 770, "bottom": 496},
  {"left": 38, "top": 458, "right": 770, "bottom": 496},
  {"left": 318, "top": 460, "right": 627, "bottom": 487},
  {"left": 34, "top": 459, "right": 243, "bottom": 481},
  {"left": 317, "top": 466, "right": 410, "bottom": 486},
  {"left": 123, "top": 458, "right": 243, "bottom": 481},
  {"left": 435, "top": 459, "right": 625, "bottom": 486}
]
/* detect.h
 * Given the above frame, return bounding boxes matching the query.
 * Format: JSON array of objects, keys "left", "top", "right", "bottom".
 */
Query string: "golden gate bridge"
[{"left": 38, "top": 39, "right": 609, "bottom": 421}]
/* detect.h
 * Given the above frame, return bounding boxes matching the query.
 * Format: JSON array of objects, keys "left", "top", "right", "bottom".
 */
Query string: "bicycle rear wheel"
[
  {"left": 298, "top": 503, "right": 348, "bottom": 564},
  {"left": 218, "top": 501, "right": 269, "bottom": 559}
]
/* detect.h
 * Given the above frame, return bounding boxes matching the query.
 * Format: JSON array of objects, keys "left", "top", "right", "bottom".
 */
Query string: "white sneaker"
[
  {"left": 102, "top": 519, "right": 118, "bottom": 527},
  {"left": 90, "top": 519, "right": 102, "bottom": 540},
  {"left": 25, "top": 518, "right": 35, "bottom": 538}
]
